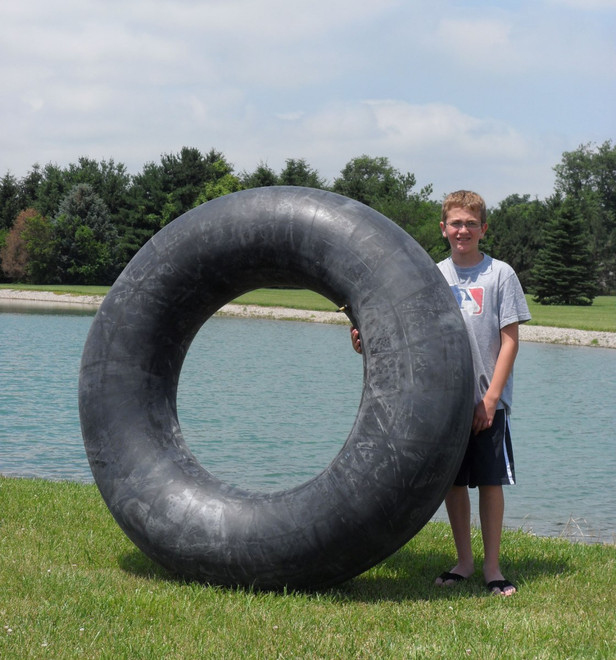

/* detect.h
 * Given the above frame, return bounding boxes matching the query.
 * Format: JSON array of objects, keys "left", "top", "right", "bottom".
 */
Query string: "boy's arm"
[{"left": 472, "top": 322, "right": 519, "bottom": 435}]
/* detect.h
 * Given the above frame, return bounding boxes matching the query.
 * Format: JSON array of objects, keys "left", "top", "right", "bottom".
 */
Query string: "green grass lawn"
[
  {"left": 1, "top": 476, "right": 615, "bottom": 659},
  {"left": 2, "top": 284, "right": 615, "bottom": 333},
  {"left": 525, "top": 295, "right": 615, "bottom": 332}
]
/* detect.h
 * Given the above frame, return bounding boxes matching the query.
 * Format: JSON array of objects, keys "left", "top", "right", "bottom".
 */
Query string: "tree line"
[{"left": 1, "top": 141, "right": 613, "bottom": 304}]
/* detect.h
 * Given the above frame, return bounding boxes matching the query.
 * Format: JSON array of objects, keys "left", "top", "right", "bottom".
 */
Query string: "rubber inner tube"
[{"left": 79, "top": 186, "right": 473, "bottom": 589}]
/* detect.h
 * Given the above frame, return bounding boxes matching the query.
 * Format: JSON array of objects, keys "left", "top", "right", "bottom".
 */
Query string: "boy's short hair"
[{"left": 442, "top": 190, "right": 487, "bottom": 225}]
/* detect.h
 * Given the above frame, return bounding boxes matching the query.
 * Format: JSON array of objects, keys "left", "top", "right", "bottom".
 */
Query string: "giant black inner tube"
[{"left": 79, "top": 186, "right": 473, "bottom": 590}]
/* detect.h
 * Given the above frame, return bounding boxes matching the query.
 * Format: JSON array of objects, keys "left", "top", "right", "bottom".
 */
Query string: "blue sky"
[{"left": 1, "top": 0, "right": 614, "bottom": 205}]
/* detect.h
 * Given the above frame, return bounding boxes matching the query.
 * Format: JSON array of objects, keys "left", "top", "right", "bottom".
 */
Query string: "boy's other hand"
[{"left": 350, "top": 327, "right": 362, "bottom": 354}]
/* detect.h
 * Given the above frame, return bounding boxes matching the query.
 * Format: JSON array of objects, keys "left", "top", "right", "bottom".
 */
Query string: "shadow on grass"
[
  {"left": 119, "top": 550, "right": 173, "bottom": 582},
  {"left": 334, "top": 543, "right": 571, "bottom": 602},
  {"left": 118, "top": 533, "right": 572, "bottom": 603}
]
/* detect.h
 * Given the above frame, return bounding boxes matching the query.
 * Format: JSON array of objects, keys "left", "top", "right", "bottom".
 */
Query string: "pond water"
[{"left": 1, "top": 302, "right": 615, "bottom": 543}]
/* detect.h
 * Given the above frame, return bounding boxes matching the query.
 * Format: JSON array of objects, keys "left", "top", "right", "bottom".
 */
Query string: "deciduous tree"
[
  {"left": 0, "top": 208, "right": 39, "bottom": 280},
  {"left": 333, "top": 155, "right": 442, "bottom": 259},
  {"left": 22, "top": 213, "right": 56, "bottom": 283},
  {"left": 278, "top": 158, "right": 325, "bottom": 188},
  {"left": 332, "top": 155, "right": 408, "bottom": 206},
  {"left": 488, "top": 195, "right": 548, "bottom": 290},
  {"left": 240, "top": 162, "right": 278, "bottom": 188},
  {"left": 195, "top": 161, "right": 243, "bottom": 205}
]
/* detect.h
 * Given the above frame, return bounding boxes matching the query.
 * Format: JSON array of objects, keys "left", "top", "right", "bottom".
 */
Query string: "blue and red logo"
[{"left": 451, "top": 285, "right": 484, "bottom": 316}]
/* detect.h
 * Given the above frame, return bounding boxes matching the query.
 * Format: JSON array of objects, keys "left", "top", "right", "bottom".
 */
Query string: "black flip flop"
[
  {"left": 486, "top": 579, "right": 516, "bottom": 595},
  {"left": 437, "top": 571, "right": 467, "bottom": 584}
]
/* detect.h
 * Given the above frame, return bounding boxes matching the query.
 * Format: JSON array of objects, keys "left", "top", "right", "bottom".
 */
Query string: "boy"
[{"left": 350, "top": 190, "right": 530, "bottom": 596}]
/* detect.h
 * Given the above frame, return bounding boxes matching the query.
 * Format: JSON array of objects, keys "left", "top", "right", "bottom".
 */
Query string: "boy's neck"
[{"left": 451, "top": 250, "right": 484, "bottom": 268}]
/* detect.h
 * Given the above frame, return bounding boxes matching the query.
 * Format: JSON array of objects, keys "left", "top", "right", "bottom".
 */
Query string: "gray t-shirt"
[{"left": 437, "top": 254, "right": 531, "bottom": 413}]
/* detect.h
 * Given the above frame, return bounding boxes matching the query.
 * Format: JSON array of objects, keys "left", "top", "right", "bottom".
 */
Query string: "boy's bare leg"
[
  {"left": 479, "top": 485, "right": 516, "bottom": 595},
  {"left": 435, "top": 485, "right": 475, "bottom": 584}
]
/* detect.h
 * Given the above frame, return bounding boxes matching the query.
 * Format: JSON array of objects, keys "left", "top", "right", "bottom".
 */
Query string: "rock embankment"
[{"left": 1, "top": 289, "right": 614, "bottom": 349}]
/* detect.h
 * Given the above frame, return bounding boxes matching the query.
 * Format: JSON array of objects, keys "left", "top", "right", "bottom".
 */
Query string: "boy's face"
[{"left": 440, "top": 206, "right": 487, "bottom": 262}]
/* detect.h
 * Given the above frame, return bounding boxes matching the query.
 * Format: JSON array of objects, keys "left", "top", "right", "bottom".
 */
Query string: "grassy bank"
[
  {"left": 1, "top": 284, "right": 615, "bottom": 333},
  {"left": 0, "top": 283, "right": 110, "bottom": 297},
  {"left": 1, "top": 476, "right": 615, "bottom": 659}
]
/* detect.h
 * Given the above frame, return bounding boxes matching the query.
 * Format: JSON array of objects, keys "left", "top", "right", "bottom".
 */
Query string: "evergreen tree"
[
  {"left": 34, "top": 163, "right": 72, "bottom": 218},
  {"left": 0, "top": 172, "right": 21, "bottom": 231},
  {"left": 51, "top": 183, "right": 119, "bottom": 284},
  {"left": 156, "top": 147, "right": 232, "bottom": 225},
  {"left": 18, "top": 164, "right": 43, "bottom": 211},
  {"left": 531, "top": 197, "right": 597, "bottom": 305},
  {"left": 554, "top": 141, "right": 616, "bottom": 294},
  {"left": 123, "top": 160, "right": 167, "bottom": 262}
]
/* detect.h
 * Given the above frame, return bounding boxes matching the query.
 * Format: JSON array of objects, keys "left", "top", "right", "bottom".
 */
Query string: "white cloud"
[
  {"left": 0, "top": 0, "right": 612, "bottom": 207},
  {"left": 430, "top": 11, "right": 615, "bottom": 77},
  {"left": 276, "top": 99, "right": 535, "bottom": 170},
  {"left": 435, "top": 17, "right": 514, "bottom": 65},
  {"left": 231, "top": 99, "right": 553, "bottom": 204},
  {"left": 364, "top": 100, "right": 528, "bottom": 155},
  {"left": 275, "top": 112, "right": 305, "bottom": 121},
  {"left": 545, "top": 0, "right": 616, "bottom": 8}
]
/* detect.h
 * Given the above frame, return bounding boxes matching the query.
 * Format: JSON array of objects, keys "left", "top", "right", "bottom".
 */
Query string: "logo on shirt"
[{"left": 451, "top": 285, "right": 484, "bottom": 316}]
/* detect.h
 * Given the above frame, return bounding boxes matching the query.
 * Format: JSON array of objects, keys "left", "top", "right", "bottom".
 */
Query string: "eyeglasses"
[{"left": 446, "top": 221, "right": 483, "bottom": 230}]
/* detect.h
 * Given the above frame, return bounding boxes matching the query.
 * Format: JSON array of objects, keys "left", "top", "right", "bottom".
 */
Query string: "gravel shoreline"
[{"left": 1, "top": 288, "right": 614, "bottom": 349}]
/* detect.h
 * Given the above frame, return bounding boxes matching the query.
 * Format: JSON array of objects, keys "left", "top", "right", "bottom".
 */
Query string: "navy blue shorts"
[{"left": 454, "top": 409, "right": 516, "bottom": 488}]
